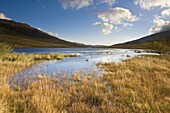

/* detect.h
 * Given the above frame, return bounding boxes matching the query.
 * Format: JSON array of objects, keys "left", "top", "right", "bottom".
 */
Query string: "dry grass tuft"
[{"left": 0, "top": 55, "right": 169, "bottom": 113}]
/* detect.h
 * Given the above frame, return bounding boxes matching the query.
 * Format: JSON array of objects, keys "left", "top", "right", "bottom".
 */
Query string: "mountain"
[
  {"left": 0, "top": 19, "right": 87, "bottom": 48},
  {"left": 112, "top": 30, "right": 170, "bottom": 49}
]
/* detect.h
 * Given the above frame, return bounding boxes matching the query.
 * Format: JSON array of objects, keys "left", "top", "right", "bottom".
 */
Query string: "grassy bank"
[
  {"left": 0, "top": 53, "right": 78, "bottom": 81},
  {"left": 2, "top": 53, "right": 78, "bottom": 61},
  {"left": 0, "top": 55, "right": 170, "bottom": 113}
]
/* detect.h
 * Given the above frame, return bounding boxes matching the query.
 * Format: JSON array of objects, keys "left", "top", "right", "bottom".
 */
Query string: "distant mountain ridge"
[
  {"left": 0, "top": 19, "right": 86, "bottom": 48},
  {"left": 112, "top": 30, "right": 170, "bottom": 48},
  {"left": 1, "top": 19, "right": 169, "bottom": 49}
]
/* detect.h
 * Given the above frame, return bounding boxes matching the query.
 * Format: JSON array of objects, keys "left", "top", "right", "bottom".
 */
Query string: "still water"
[{"left": 14, "top": 48, "right": 156, "bottom": 77}]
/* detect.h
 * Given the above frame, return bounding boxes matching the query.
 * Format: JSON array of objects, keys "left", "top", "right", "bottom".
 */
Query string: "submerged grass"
[{"left": 0, "top": 54, "right": 170, "bottom": 113}]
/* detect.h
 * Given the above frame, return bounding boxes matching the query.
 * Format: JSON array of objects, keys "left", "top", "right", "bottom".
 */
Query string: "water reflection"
[{"left": 13, "top": 48, "right": 156, "bottom": 78}]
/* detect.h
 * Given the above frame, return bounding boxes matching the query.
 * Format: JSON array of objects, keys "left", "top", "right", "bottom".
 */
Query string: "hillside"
[
  {"left": 0, "top": 19, "right": 86, "bottom": 48},
  {"left": 112, "top": 30, "right": 170, "bottom": 49}
]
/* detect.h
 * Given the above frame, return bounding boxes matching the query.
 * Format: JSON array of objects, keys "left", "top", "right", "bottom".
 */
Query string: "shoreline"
[{"left": 0, "top": 53, "right": 78, "bottom": 81}]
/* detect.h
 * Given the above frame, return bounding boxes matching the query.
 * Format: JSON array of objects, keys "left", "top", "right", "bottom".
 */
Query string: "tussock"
[{"left": 0, "top": 54, "right": 169, "bottom": 113}]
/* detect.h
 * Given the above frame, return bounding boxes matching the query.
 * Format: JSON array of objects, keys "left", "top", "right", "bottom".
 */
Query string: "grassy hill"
[
  {"left": 112, "top": 30, "right": 170, "bottom": 49},
  {"left": 0, "top": 19, "right": 86, "bottom": 48}
]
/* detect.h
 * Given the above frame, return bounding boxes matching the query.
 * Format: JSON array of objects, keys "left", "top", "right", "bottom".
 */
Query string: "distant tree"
[
  {"left": 0, "top": 42, "right": 13, "bottom": 57},
  {"left": 146, "top": 41, "right": 169, "bottom": 55}
]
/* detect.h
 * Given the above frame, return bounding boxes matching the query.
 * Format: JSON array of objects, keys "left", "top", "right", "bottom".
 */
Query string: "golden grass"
[
  {"left": 2, "top": 53, "right": 78, "bottom": 61},
  {"left": 0, "top": 53, "right": 78, "bottom": 83},
  {"left": 0, "top": 55, "right": 170, "bottom": 113}
]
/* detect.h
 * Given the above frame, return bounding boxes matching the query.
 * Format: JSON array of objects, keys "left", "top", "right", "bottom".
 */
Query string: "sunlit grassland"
[{"left": 0, "top": 54, "right": 170, "bottom": 113}]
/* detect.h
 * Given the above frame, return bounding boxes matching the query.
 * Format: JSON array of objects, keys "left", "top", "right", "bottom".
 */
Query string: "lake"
[{"left": 13, "top": 48, "right": 156, "bottom": 78}]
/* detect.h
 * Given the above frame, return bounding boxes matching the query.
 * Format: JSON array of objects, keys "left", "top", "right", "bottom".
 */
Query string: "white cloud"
[
  {"left": 101, "top": 28, "right": 112, "bottom": 35},
  {"left": 102, "top": 23, "right": 113, "bottom": 30},
  {"left": 149, "top": 17, "right": 170, "bottom": 33},
  {"left": 134, "top": 1, "right": 170, "bottom": 33},
  {"left": 123, "top": 23, "right": 133, "bottom": 27},
  {"left": 0, "top": 13, "right": 11, "bottom": 20},
  {"left": 134, "top": 0, "right": 170, "bottom": 10},
  {"left": 59, "top": 0, "right": 93, "bottom": 10},
  {"left": 93, "top": 21, "right": 101, "bottom": 26},
  {"left": 37, "top": 28, "right": 59, "bottom": 37},
  {"left": 59, "top": 0, "right": 116, "bottom": 10},
  {"left": 93, "top": 22, "right": 114, "bottom": 35},
  {"left": 94, "top": 7, "right": 139, "bottom": 35},
  {"left": 161, "top": 8, "right": 170, "bottom": 17},
  {"left": 97, "top": 7, "right": 139, "bottom": 25},
  {"left": 100, "top": 0, "right": 116, "bottom": 6},
  {"left": 101, "top": 23, "right": 113, "bottom": 34}
]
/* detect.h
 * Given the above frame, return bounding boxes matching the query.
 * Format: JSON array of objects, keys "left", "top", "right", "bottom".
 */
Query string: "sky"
[{"left": 0, "top": 0, "right": 170, "bottom": 45}]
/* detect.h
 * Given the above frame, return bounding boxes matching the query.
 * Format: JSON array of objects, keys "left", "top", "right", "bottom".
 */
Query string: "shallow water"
[{"left": 14, "top": 48, "right": 157, "bottom": 78}]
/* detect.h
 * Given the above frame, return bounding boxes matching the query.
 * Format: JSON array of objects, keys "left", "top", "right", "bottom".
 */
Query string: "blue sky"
[{"left": 0, "top": 0, "right": 170, "bottom": 45}]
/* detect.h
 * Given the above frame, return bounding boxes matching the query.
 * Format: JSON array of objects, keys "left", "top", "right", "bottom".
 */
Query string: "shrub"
[
  {"left": 146, "top": 41, "right": 169, "bottom": 55},
  {"left": 0, "top": 43, "right": 13, "bottom": 57}
]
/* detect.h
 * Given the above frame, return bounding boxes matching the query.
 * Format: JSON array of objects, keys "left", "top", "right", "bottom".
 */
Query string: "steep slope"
[
  {"left": 112, "top": 30, "right": 170, "bottom": 48},
  {"left": 0, "top": 19, "right": 86, "bottom": 48}
]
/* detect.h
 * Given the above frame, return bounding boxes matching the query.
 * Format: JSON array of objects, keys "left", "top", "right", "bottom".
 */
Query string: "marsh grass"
[
  {"left": 2, "top": 53, "right": 78, "bottom": 62},
  {"left": 0, "top": 53, "right": 78, "bottom": 84},
  {"left": 0, "top": 55, "right": 169, "bottom": 113}
]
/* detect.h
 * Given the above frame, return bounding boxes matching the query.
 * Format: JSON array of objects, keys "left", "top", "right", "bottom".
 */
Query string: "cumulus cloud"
[
  {"left": 59, "top": 0, "right": 117, "bottom": 10},
  {"left": 93, "top": 21, "right": 101, "bottom": 26},
  {"left": 37, "top": 28, "right": 59, "bottom": 37},
  {"left": 93, "top": 22, "right": 114, "bottom": 34},
  {"left": 97, "top": 7, "right": 139, "bottom": 25},
  {"left": 100, "top": 0, "right": 116, "bottom": 6},
  {"left": 149, "top": 17, "right": 170, "bottom": 33},
  {"left": 101, "top": 28, "right": 112, "bottom": 35},
  {"left": 161, "top": 8, "right": 170, "bottom": 17},
  {"left": 59, "top": 0, "right": 93, "bottom": 10},
  {"left": 123, "top": 23, "right": 133, "bottom": 27},
  {"left": 94, "top": 7, "right": 139, "bottom": 34},
  {"left": 101, "top": 23, "right": 113, "bottom": 34},
  {"left": 0, "top": 13, "right": 11, "bottom": 20},
  {"left": 135, "top": 1, "right": 170, "bottom": 33},
  {"left": 102, "top": 23, "right": 113, "bottom": 30},
  {"left": 134, "top": 0, "right": 170, "bottom": 10}
]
